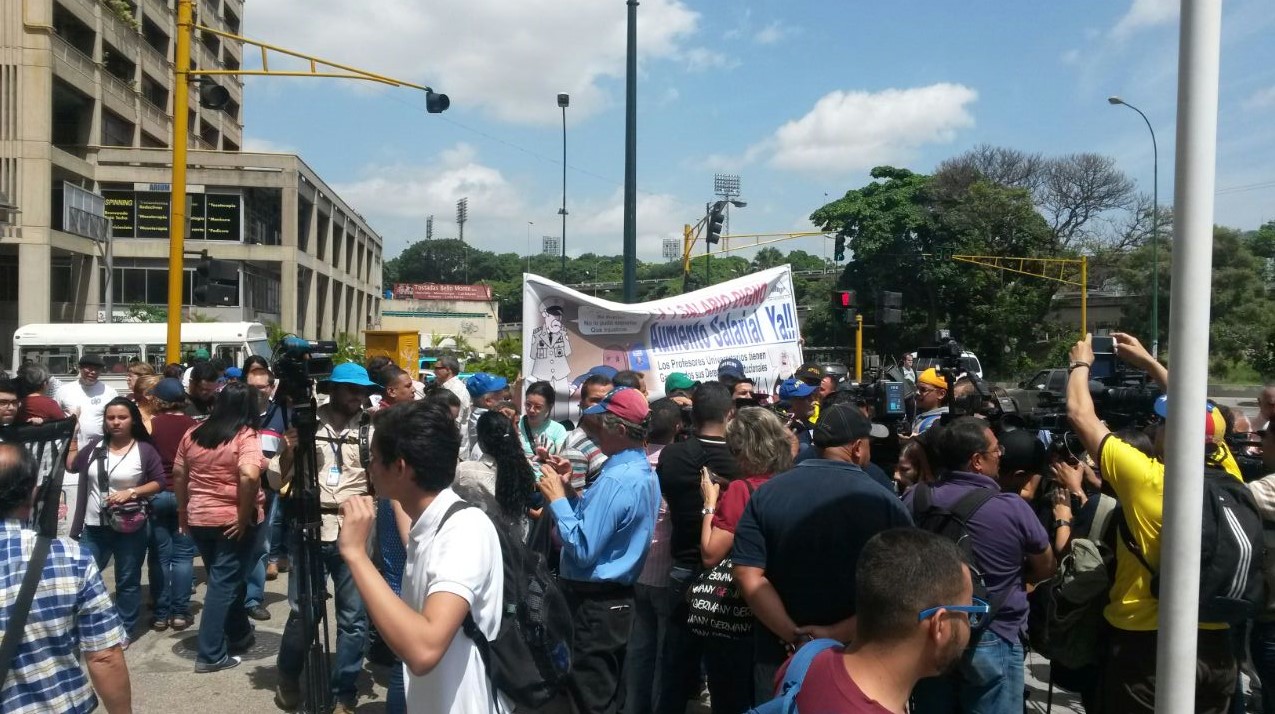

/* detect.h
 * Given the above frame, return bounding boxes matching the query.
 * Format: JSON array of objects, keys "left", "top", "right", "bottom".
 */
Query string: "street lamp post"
[
  {"left": 1109, "top": 95, "right": 1160, "bottom": 358},
  {"left": 622, "top": 0, "right": 638, "bottom": 302},
  {"left": 526, "top": 221, "right": 533, "bottom": 273},
  {"left": 557, "top": 93, "right": 569, "bottom": 278}
]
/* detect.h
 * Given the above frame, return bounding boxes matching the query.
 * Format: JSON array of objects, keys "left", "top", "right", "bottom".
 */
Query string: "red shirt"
[
  {"left": 149, "top": 412, "right": 199, "bottom": 482},
  {"left": 776, "top": 648, "right": 896, "bottom": 714},
  {"left": 711, "top": 475, "right": 770, "bottom": 533},
  {"left": 19, "top": 394, "right": 65, "bottom": 423}
]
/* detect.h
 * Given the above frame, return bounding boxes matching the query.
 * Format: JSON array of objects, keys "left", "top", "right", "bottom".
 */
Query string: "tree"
[
  {"left": 810, "top": 166, "right": 1060, "bottom": 377},
  {"left": 936, "top": 145, "right": 1137, "bottom": 250}
]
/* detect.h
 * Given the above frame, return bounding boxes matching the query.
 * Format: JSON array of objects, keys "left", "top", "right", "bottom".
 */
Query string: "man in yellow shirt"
[{"left": 1066, "top": 332, "right": 1237, "bottom": 714}]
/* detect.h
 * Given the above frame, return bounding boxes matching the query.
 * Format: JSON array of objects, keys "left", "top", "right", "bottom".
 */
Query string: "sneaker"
[
  {"left": 150, "top": 617, "right": 169, "bottom": 632},
  {"left": 247, "top": 604, "right": 271, "bottom": 621},
  {"left": 265, "top": 562, "right": 279, "bottom": 581},
  {"left": 169, "top": 616, "right": 191, "bottom": 631},
  {"left": 194, "top": 655, "right": 241, "bottom": 673},
  {"left": 276, "top": 557, "right": 291, "bottom": 574},
  {"left": 274, "top": 679, "right": 301, "bottom": 711}
]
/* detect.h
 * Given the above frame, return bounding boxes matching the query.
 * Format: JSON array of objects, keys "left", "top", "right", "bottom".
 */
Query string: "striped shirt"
[
  {"left": 0, "top": 520, "right": 125, "bottom": 714},
  {"left": 563, "top": 427, "right": 607, "bottom": 490}
]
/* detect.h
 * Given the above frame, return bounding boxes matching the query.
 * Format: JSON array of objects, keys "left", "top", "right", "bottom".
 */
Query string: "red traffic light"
[{"left": 831, "top": 289, "right": 856, "bottom": 310}]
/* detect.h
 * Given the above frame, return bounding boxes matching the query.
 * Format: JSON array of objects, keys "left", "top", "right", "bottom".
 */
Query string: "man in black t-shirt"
[
  {"left": 654, "top": 381, "right": 741, "bottom": 714},
  {"left": 733, "top": 404, "right": 912, "bottom": 702}
]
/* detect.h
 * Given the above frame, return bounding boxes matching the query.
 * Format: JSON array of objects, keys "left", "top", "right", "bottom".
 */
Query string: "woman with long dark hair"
[
  {"left": 172, "top": 381, "right": 266, "bottom": 673},
  {"left": 518, "top": 380, "right": 567, "bottom": 457},
  {"left": 69, "top": 396, "right": 166, "bottom": 639},
  {"left": 456, "top": 410, "right": 537, "bottom": 530}
]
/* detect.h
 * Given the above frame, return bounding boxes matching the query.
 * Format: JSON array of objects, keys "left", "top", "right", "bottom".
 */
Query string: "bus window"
[
  {"left": 19, "top": 347, "right": 79, "bottom": 377},
  {"left": 214, "top": 344, "right": 239, "bottom": 367},
  {"left": 83, "top": 345, "right": 144, "bottom": 375},
  {"left": 144, "top": 345, "right": 168, "bottom": 372},
  {"left": 180, "top": 343, "right": 213, "bottom": 364}
]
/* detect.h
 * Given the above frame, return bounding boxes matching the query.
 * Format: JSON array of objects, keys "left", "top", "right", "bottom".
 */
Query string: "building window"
[
  {"left": 100, "top": 265, "right": 205, "bottom": 306},
  {"left": 101, "top": 109, "right": 135, "bottom": 147}
]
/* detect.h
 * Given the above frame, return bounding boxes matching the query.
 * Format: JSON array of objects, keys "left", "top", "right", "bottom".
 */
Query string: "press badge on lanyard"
[{"left": 327, "top": 436, "right": 344, "bottom": 486}]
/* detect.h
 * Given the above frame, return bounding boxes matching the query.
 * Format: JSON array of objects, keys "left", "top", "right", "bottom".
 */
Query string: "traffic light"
[
  {"left": 193, "top": 257, "right": 238, "bottom": 306},
  {"left": 426, "top": 89, "right": 450, "bottom": 114},
  {"left": 706, "top": 201, "right": 726, "bottom": 245},
  {"left": 834, "top": 235, "right": 846, "bottom": 262},
  {"left": 832, "top": 289, "right": 856, "bottom": 310},
  {"left": 198, "top": 78, "right": 230, "bottom": 110},
  {"left": 878, "top": 291, "right": 903, "bottom": 324}
]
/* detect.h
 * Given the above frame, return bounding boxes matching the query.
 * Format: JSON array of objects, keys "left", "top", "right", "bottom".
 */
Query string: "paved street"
[{"left": 109, "top": 563, "right": 393, "bottom": 713}]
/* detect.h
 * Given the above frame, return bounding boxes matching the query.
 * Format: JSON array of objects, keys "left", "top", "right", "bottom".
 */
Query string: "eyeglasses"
[
  {"left": 0, "top": 398, "right": 19, "bottom": 408},
  {"left": 915, "top": 385, "right": 938, "bottom": 396},
  {"left": 919, "top": 597, "right": 990, "bottom": 627},
  {"left": 981, "top": 444, "right": 1005, "bottom": 458}
]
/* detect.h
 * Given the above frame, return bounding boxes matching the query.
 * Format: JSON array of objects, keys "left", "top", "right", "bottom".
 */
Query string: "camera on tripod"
[{"left": 272, "top": 337, "right": 337, "bottom": 404}]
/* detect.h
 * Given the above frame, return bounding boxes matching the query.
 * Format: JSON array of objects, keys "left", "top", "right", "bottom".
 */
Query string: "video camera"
[{"left": 271, "top": 337, "right": 337, "bottom": 404}]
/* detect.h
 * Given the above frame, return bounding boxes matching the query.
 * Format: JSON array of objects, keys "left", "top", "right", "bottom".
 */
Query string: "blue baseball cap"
[
  {"left": 718, "top": 358, "right": 746, "bottom": 380},
  {"left": 318, "top": 363, "right": 381, "bottom": 393},
  {"left": 778, "top": 378, "right": 817, "bottom": 400},
  {"left": 224, "top": 366, "right": 243, "bottom": 380},
  {"left": 571, "top": 365, "right": 619, "bottom": 389},
  {"left": 466, "top": 372, "right": 509, "bottom": 397}
]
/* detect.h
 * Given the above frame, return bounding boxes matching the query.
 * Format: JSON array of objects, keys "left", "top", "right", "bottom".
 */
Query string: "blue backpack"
[{"left": 746, "top": 638, "right": 842, "bottom": 714}]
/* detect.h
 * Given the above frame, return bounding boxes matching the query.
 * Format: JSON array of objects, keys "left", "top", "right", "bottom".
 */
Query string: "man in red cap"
[{"left": 537, "top": 387, "right": 660, "bottom": 714}]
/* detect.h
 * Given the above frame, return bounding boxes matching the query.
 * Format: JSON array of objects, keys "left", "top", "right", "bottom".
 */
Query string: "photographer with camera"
[
  {"left": 270, "top": 363, "right": 380, "bottom": 713},
  {"left": 1066, "top": 332, "right": 1242, "bottom": 714},
  {"left": 912, "top": 369, "right": 949, "bottom": 435}
]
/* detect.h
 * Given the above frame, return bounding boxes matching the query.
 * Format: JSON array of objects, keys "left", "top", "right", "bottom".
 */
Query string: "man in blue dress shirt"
[{"left": 538, "top": 386, "right": 660, "bottom": 714}]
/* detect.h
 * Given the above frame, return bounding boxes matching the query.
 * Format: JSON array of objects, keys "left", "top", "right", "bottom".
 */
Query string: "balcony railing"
[
  {"left": 52, "top": 35, "right": 98, "bottom": 85},
  {"left": 103, "top": 72, "right": 137, "bottom": 107}
]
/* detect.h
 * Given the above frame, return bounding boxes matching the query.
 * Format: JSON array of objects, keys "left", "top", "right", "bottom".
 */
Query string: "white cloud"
[
  {"left": 1244, "top": 86, "right": 1275, "bottom": 109},
  {"left": 760, "top": 84, "right": 978, "bottom": 175},
  {"left": 754, "top": 21, "right": 794, "bottom": 45},
  {"left": 573, "top": 189, "right": 693, "bottom": 260},
  {"left": 243, "top": 0, "right": 703, "bottom": 126},
  {"left": 242, "top": 137, "right": 297, "bottom": 154},
  {"left": 1112, "top": 0, "right": 1178, "bottom": 37}
]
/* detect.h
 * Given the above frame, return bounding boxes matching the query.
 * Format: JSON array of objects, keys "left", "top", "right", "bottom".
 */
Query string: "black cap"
[
  {"left": 79, "top": 353, "right": 106, "bottom": 368},
  {"left": 813, "top": 404, "right": 890, "bottom": 447},
  {"left": 1000, "top": 428, "right": 1047, "bottom": 474},
  {"left": 795, "top": 362, "right": 824, "bottom": 384}
]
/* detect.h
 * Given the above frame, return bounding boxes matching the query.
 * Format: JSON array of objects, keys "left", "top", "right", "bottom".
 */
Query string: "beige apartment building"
[{"left": 0, "top": 0, "right": 383, "bottom": 357}]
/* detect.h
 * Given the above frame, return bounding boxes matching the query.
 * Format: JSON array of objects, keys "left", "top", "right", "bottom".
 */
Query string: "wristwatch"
[
  {"left": 1068, "top": 361, "right": 1092, "bottom": 373},
  {"left": 1053, "top": 519, "right": 1073, "bottom": 529},
  {"left": 701, "top": 507, "right": 715, "bottom": 516}
]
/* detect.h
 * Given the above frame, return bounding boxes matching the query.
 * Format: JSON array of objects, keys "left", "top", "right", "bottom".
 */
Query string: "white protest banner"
[{"left": 523, "top": 266, "right": 803, "bottom": 420}]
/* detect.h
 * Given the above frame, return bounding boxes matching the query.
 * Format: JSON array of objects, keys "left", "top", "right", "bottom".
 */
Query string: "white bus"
[{"left": 12, "top": 322, "right": 272, "bottom": 390}]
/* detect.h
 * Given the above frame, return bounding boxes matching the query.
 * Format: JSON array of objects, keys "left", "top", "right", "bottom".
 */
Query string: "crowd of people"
[{"left": 0, "top": 333, "right": 1273, "bottom": 714}]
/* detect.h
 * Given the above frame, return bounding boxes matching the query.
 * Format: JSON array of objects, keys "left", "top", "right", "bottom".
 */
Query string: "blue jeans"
[
  {"left": 911, "top": 629, "right": 1025, "bottom": 714},
  {"left": 277, "top": 536, "right": 368, "bottom": 704},
  {"left": 657, "top": 565, "right": 705, "bottom": 714},
  {"left": 149, "top": 491, "right": 197, "bottom": 620},
  {"left": 82, "top": 524, "right": 148, "bottom": 635},
  {"left": 268, "top": 491, "right": 288, "bottom": 562},
  {"left": 626, "top": 583, "right": 671, "bottom": 714},
  {"left": 244, "top": 506, "right": 271, "bottom": 608},
  {"left": 188, "top": 524, "right": 257, "bottom": 665},
  {"left": 1251, "top": 621, "right": 1275, "bottom": 714}
]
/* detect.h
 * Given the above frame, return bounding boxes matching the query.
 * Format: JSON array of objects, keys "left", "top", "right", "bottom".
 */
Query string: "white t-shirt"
[
  {"left": 57, "top": 380, "right": 119, "bottom": 448},
  {"left": 402, "top": 487, "right": 507, "bottom": 714},
  {"left": 82, "top": 444, "right": 144, "bottom": 527},
  {"left": 441, "top": 377, "right": 473, "bottom": 454}
]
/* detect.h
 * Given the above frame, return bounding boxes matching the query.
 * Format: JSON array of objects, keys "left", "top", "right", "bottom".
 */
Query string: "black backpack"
[
  {"left": 911, "top": 483, "right": 1007, "bottom": 628},
  {"left": 1117, "top": 467, "right": 1265, "bottom": 623},
  {"left": 438, "top": 501, "right": 574, "bottom": 708}
]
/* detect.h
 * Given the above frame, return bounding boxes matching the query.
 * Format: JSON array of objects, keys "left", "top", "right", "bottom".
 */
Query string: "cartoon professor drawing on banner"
[{"left": 530, "top": 297, "right": 573, "bottom": 389}]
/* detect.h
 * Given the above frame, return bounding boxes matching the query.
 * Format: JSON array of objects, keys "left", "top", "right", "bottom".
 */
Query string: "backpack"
[
  {"left": 910, "top": 482, "right": 1006, "bottom": 628},
  {"left": 437, "top": 501, "right": 574, "bottom": 709},
  {"left": 745, "top": 638, "right": 842, "bottom": 714},
  {"left": 1117, "top": 467, "right": 1265, "bottom": 623},
  {"left": 1028, "top": 493, "right": 1118, "bottom": 670}
]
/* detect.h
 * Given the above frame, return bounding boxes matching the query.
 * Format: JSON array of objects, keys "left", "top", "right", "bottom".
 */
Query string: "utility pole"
[{"left": 622, "top": 0, "right": 638, "bottom": 302}]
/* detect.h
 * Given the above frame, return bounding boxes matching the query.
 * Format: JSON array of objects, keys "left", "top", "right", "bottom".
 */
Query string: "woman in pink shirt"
[{"left": 172, "top": 381, "right": 265, "bottom": 673}]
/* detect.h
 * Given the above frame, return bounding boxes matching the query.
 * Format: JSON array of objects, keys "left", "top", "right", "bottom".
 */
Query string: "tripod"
[{"left": 274, "top": 342, "right": 335, "bottom": 714}]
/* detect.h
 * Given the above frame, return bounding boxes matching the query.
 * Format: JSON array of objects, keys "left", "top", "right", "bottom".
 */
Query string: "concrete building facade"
[{"left": 0, "top": 0, "right": 382, "bottom": 354}]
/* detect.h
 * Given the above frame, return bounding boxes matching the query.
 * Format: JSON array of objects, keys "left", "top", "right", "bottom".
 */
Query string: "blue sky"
[{"left": 240, "top": 0, "right": 1275, "bottom": 264}]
